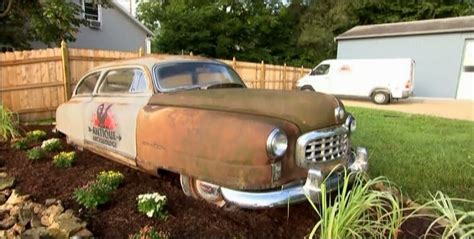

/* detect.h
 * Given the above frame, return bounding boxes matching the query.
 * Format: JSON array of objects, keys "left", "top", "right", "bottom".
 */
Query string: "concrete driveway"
[{"left": 342, "top": 98, "right": 474, "bottom": 121}]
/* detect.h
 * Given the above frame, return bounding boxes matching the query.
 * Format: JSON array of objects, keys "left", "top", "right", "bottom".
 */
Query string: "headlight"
[
  {"left": 335, "top": 107, "right": 345, "bottom": 120},
  {"left": 266, "top": 128, "right": 288, "bottom": 159},
  {"left": 345, "top": 114, "right": 357, "bottom": 132}
]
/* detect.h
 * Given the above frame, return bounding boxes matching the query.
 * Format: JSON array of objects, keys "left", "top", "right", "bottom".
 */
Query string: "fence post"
[
  {"left": 283, "top": 63, "right": 287, "bottom": 90},
  {"left": 232, "top": 56, "right": 237, "bottom": 70},
  {"left": 260, "top": 61, "right": 266, "bottom": 89},
  {"left": 60, "top": 40, "right": 71, "bottom": 101},
  {"left": 138, "top": 47, "right": 144, "bottom": 57}
]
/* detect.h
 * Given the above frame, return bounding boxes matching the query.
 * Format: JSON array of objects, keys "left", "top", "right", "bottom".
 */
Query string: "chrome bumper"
[{"left": 220, "top": 147, "right": 368, "bottom": 209}]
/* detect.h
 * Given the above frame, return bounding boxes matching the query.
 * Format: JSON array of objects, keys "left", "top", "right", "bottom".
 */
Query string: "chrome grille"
[
  {"left": 296, "top": 127, "right": 350, "bottom": 167},
  {"left": 305, "top": 133, "right": 348, "bottom": 162}
]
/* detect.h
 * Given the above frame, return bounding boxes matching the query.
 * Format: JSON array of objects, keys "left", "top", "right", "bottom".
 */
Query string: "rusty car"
[{"left": 55, "top": 55, "right": 368, "bottom": 209}]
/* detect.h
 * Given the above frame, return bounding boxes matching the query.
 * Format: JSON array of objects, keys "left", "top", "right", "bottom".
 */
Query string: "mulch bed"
[{"left": 0, "top": 125, "right": 442, "bottom": 238}]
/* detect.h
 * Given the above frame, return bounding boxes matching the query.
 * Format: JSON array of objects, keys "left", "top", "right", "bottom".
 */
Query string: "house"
[
  {"left": 32, "top": 0, "right": 154, "bottom": 53},
  {"left": 335, "top": 16, "right": 474, "bottom": 100}
]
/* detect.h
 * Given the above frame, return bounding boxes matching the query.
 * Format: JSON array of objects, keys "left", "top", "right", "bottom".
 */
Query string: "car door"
[
  {"left": 83, "top": 66, "right": 153, "bottom": 166},
  {"left": 309, "top": 64, "right": 332, "bottom": 93},
  {"left": 56, "top": 71, "right": 102, "bottom": 147}
]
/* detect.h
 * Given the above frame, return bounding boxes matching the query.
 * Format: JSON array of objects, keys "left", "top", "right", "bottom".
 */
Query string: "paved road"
[{"left": 342, "top": 98, "right": 474, "bottom": 122}]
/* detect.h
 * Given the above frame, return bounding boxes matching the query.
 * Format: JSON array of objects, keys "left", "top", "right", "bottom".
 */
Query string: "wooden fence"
[{"left": 0, "top": 44, "right": 310, "bottom": 121}]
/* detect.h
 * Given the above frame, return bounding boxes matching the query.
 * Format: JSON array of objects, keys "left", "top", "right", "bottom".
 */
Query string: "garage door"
[{"left": 457, "top": 39, "right": 474, "bottom": 100}]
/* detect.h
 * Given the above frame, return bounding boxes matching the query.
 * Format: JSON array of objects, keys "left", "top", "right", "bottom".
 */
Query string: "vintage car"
[{"left": 56, "top": 56, "right": 368, "bottom": 209}]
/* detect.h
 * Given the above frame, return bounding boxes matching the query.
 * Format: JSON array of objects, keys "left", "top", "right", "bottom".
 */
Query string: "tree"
[{"left": 0, "top": 0, "right": 111, "bottom": 50}]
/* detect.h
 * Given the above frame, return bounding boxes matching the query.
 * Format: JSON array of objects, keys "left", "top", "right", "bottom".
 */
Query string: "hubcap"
[
  {"left": 180, "top": 175, "right": 225, "bottom": 207},
  {"left": 374, "top": 93, "right": 386, "bottom": 103}
]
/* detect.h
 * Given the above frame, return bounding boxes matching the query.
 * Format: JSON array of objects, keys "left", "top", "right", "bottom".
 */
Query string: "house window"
[{"left": 83, "top": 0, "right": 101, "bottom": 28}]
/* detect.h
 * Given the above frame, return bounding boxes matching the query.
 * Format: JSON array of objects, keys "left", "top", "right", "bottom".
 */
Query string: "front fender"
[{"left": 136, "top": 105, "right": 306, "bottom": 190}]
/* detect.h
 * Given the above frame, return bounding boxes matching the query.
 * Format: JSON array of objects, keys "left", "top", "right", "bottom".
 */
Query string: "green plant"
[
  {"left": 41, "top": 138, "right": 62, "bottom": 152},
  {"left": 26, "top": 130, "right": 47, "bottom": 142},
  {"left": 421, "top": 192, "right": 474, "bottom": 239},
  {"left": 129, "top": 226, "right": 168, "bottom": 239},
  {"left": 0, "top": 105, "right": 19, "bottom": 141},
  {"left": 137, "top": 193, "right": 168, "bottom": 219},
  {"left": 97, "top": 170, "right": 125, "bottom": 189},
  {"left": 11, "top": 138, "right": 30, "bottom": 150},
  {"left": 26, "top": 146, "right": 47, "bottom": 161},
  {"left": 73, "top": 180, "right": 113, "bottom": 209},
  {"left": 73, "top": 170, "right": 124, "bottom": 209},
  {"left": 53, "top": 151, "right": 76, "bottom": 168},
  {"left": 306, "top": 169, "right": 406, "bottom": 239}
]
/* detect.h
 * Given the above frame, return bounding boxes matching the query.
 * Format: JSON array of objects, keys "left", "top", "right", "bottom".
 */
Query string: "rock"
[
  {"left": 18, "top": 207, "right": 33, "bottom": 226},
  {"left": 0, "top": 193, "right": 6, "bottom": 204},
  {"left": 0, "top": 215, "right": 16, "bottom": 229},
  {"left": 44, "top": 198, "right": 56, "bottom": 207},
  {"left": 0, "top": 173, "right": 7, "bottom": 177},
  {"left": 0, "top": 175, "right": 15, "bottom": 191},
  {"left": 47, "top": 212, "right": 86, "bottom": 239},
  {"left": 21, "top": 227, "right": 50, "bottom": 239},
  {"left": 32, "top": 203, "right": 46, "bottom": 215},
  {"left": 10, "top": 205, "right": 21, "bottom": 217},
  {"left": 42, "top": 204, "right": 64, "bottom": 226},
  {"left": 30, "top": 216, "right": 42, "bottom": 228},
  {"left": 5, "top": 190, "right": 29, "bottom": 206},
  {"left": 40, "top": 215, "right": 50, "bottom": 227},
  {"left": 11, "top": 223, "right": 25, "bottom": 234},
  {"left": 71, "top": 228, "right": 93, "bottom": 238},
  {"left": 2, "top": 189, "right": 11, "bottom": 197}
]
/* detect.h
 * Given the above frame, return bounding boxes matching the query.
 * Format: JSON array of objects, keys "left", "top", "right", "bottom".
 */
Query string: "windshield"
[{"left": 154, "top": 62, "right": 246, "bottom": 91}]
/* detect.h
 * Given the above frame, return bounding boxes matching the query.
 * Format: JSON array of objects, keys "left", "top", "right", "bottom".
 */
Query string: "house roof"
[
  {"left": 111, "top": 0, "right": 154, "bottom": 36},
  {"left": 336, "top": 16, "right": 474, "bottom": 41}
]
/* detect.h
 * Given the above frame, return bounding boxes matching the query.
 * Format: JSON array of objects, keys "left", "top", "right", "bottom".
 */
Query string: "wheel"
[
  {"left": 301, "top": 85, "right": 314, "bottom": 92},
  {"left": 180, "top": 175, "right": 225, "bottom": 207},
  {"left": 371, "top": 91, "right": 390, "bottom": 104}
]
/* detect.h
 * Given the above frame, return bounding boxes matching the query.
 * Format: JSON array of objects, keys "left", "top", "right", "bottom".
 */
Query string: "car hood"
[{"left": 148, "top": 89, "right": 342, "bottom": 132}]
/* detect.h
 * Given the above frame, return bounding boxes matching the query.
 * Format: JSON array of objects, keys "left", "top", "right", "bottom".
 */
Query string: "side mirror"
[{"left": 310, "top": 70, "right": 317, "bottom": 76}]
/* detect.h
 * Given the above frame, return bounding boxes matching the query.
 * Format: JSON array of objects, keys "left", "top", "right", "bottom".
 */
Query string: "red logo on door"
[
  {"left": 92, "top": 104, "right": 116, "bottom": 130},
  {"left": 89, "top": 103, "right": 121, "bottom": 148}
]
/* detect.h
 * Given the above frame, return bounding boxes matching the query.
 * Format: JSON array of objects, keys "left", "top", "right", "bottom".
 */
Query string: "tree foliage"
[{"left": 138, "top": 0, "right": 473, "bottom": 67}]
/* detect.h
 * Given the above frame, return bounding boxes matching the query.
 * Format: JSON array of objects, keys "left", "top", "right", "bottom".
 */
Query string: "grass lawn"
[{"left": 348, "top": 106, "right": 474, "bottom": 209}]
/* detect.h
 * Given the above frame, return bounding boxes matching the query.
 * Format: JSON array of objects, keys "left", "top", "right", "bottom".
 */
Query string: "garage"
[{"left": 335, "top": 16, "right": 474, "bottom": 100}]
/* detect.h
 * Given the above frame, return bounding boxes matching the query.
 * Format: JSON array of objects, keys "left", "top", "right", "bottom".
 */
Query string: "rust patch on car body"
[
  {"left": 136, "top": 89, "right": 341, "bottom": 190},
  {"left": 136, "top": 104, "right": 311, "bottom": 190}
]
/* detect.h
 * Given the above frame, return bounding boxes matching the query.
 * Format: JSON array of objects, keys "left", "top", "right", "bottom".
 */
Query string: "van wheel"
[
  {"left": 180, "top": 175, "right": 226, "bottom": 207},
  {"left": 372, "top": 91, "right": 390, "bottom": 104},
  {"left": 301, "top": 85, "right": 314, "bottom": 92}
]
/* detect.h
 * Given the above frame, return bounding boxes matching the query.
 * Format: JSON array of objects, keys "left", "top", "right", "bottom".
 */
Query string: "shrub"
[
  {"left": 73, "top": 181, "right": 113, "bottom": 209},
  {"left": 53, "top": 151, "right": 76, "bottom": 168},
  {"left": 0, "top": 105, "right": 19, "bottom": 141},
  {"left": 26, "top": 146, "right": 47, "bottom": 161},
  {"left": 73, "top": 170, "right": 124, "bottom": 209},
  {"left": 41, "top": 138, "right": 62, "bottom": 152},
  {"left": 11, "top": 138, "right": 30, "bottom": 150},
  {"left": 26, "top": 130, "right": 47, "bottom": 142},
  {"left": 137, "top": 193, "right": 168, "bottom": 219},
  {"left": 420, "top": 192, "right": 474, "bottom": 238},
  {"left": 129, "top": 226, "right": 168, "bottom": 239},
  {"left": 306, "top": 169, "right": 405, "bottom": 239},
  {"left": 97, "top": 170, "right": 125, "bottom": 189}
]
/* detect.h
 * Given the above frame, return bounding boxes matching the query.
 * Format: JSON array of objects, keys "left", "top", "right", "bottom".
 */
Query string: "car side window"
[
  {"left": 311, "top": 64, "right": 330, "bottom": 76},
  {"left": 75, "top": 72, "right": 101, "bottom": 96},
  {"left": 98, "top": 68, "right": 148, "bottom": 94}
]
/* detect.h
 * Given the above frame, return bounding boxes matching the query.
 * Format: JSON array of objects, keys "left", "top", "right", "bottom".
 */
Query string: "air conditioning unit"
[{"left": 89, "top": 20, "right": 101, "bottom": 30}]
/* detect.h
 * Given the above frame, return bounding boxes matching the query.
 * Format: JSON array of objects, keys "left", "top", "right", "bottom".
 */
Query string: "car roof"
[{"left": 89, "top": 55, "right": 225, "bottom": 71}]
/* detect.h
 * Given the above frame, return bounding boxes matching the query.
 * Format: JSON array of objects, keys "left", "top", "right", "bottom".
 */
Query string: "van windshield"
[
  {"left": 154, "top": 62, "right": 246, "bottom": 91},
  {"left": 313, "top": 64, "right": 330, "bottom": 75}
]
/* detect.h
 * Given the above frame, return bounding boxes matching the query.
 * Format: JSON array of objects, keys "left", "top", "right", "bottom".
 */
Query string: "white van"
[{"left": 296, "top": 59, "right": 415, "bottom": 104}]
